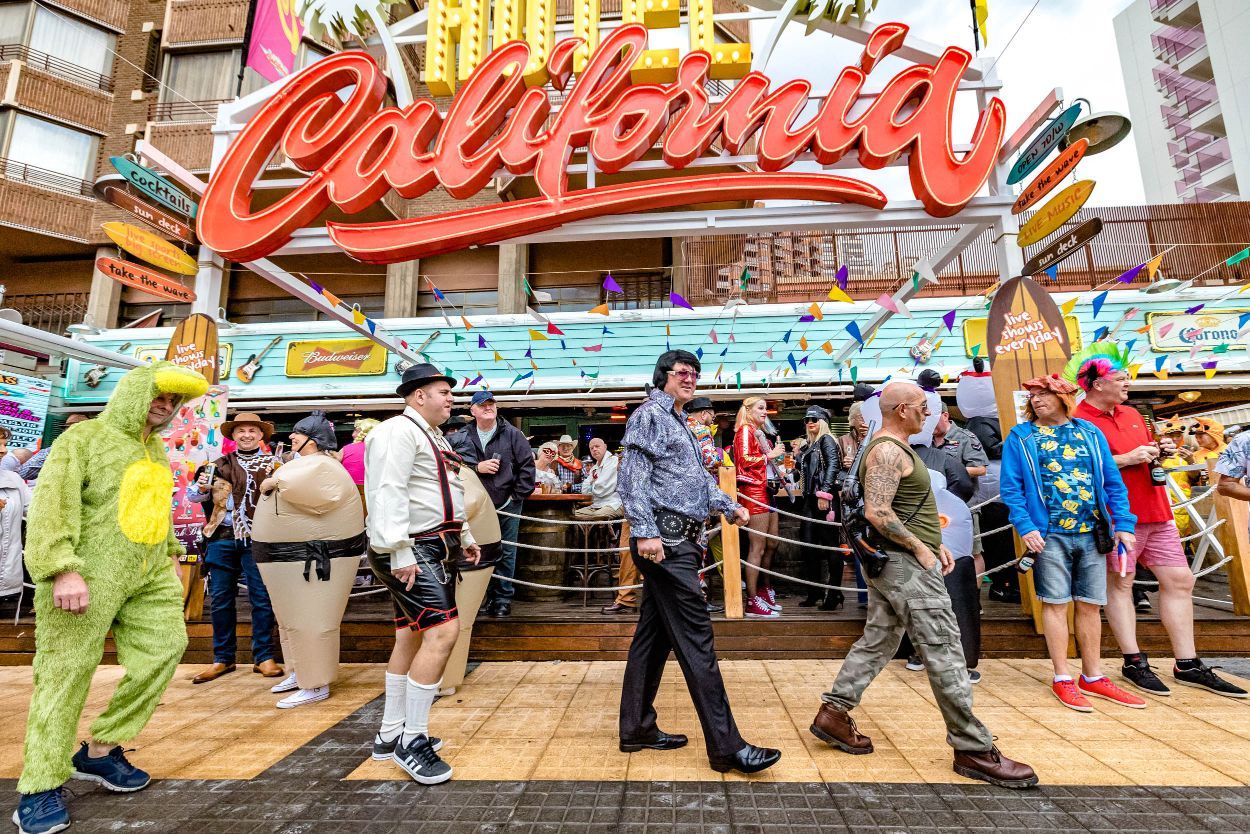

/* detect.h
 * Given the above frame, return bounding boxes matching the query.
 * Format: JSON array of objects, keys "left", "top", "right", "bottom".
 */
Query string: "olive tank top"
[{"left": 857, "top": 436, "right": 942, "bottom": 554}]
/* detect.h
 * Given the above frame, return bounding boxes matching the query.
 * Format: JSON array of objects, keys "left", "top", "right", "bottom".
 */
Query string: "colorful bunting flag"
[
  {"left": 477, "top": 335, "right": 486, "bottom": 348},
  {"left": 798, "top": 315, "right": 815, "bottom": 323},
  {"left": 351, "top": 308, "right": 366, "bottom": 325},
  {"left": 1042, "top": 265, "right": 1058, "bottom": 283},
  {"left": 799, "top": 336, "right": 808, "bottom": 350},
  {"left": 589, "top": 303, "right": 610, "bottom": 316},
  {"left": 846, "top": 321, "right": 864, "bottom": 349},
  {"left": 827, "top": 285, "right": 853, "bottom": 304},
  {"left": 1091, "top": 291, "right": 1108, "bottom": 319},
  {"left": 709, "top": 328, "right": 719, "bottom": 344},
  {"left": 1093, "top": 326, "right": 1108, "bottom": 341},
  {"left": 603, "top": 274, "right": 623, "bottom": 293},
  {"left": 547, "top": 321, "right": 564, "bottom": 336},
  {"left": 493, "top": 351, "right": 503, "bottom": 361},
  {"left": 941, "top": 310, "right": 957, "bottom": 333},
  {"left": 1159, "top": 323, "right": 1174, "bottom": 338},
  {"left": 695, "top": 347, "right": 704, "bottom": 359},
  {"left": 821, "top": 341, "right": 833, "bottom": 355},
  {"left": 365, "top": 318, "right": 376, "bottom": 335},
  {"left": 1116, "top": 263, "right": 1145, "bottom": 284},
  {"left": 1185, "top": 304, "right": 1204, "bottom": 315},
  {"left": 670, "top": 292, "right": 693, "bottom": 310},
  {"left": 787, "top": 353, "right": 797, "bottom": 372},
  {"left": 468, "top": 374, "right": 483, "bottom": 386},
  {"left": 512, "top": 371, "right": 533, "bottom": 384},
  {"left": 583, "top": 344, "right": 602, "bottom": 352},
  {"left": 460, "top": 316, "right": 473, "bottom": 330},
  {"left": 429, "top": 284, "right": 445, "bottom": 301},
  {"left": 524, "top": 347, "right": 533, "bottom": 358},
  {"left": 1204, "top": 360, "right": 1219, "bottom": 379},
  {"left": 782, "top": 329, "right": 792, "bottom": 343},
  {"left": 836, "top": 264, "right": 849, "bottom": 291},
  {"left": 1227, "top": 247, "right": 1250, "bottom": 267},
  {"left": 876, "top": 294, "right": 899, "bottom": 314},
  {"left": 807, "top": 302, "right": 824, "bottom": 321},
  {"left": 1155, "top": 355, "right": 1167, "bottom": 372},
  {"left": 528, "top": 329, "right": 548, "bottom": 340},
  {"left": 322, "top": 289, "right": 342, "bottom": 307},
  {"left": 1145, "top": 253, "right": 1164, "bottom": 280},
  {"left": 1240, "top": 312, "right": 1250, "bottom": 329},
  {"left": 738, "top": 268, "right": 751, "bottom": 291}
]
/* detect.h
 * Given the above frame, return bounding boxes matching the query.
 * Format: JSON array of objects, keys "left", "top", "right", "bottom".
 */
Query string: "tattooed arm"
[{"left": 863, "top": 440, "right": 938, "bottom": 570}]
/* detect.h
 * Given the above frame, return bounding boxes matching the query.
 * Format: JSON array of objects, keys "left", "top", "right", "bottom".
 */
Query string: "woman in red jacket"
[{"left": 735, "top": 397, "right": 784, "bottom": 618}]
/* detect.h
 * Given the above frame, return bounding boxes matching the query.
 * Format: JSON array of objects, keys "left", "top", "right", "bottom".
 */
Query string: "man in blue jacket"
[
  {"left": 450, "top": 391, "right": 536, "bottom": 618},
  {"left": 1000, "top": 375, "right": 1143, "bottom": 713}
]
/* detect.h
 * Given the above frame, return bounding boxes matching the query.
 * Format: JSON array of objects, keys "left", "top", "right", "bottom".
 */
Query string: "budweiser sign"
[
  {"left": 199, "top": 22, "right": 1005, "bottom": 264},
  {"left": 285, "top": 338, "right": 387, "bottom": 377}
]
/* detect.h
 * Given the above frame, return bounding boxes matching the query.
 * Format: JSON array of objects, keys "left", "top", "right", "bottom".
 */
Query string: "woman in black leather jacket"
[{"left": 795, "top": 406, "right": 845, "bottom": 610}]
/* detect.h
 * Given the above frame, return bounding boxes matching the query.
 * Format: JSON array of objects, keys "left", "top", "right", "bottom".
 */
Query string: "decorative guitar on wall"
[
  {"left": 85, "top": 342, "right": 132, "bottom": 388},
  {"left": 235, "top": 337, "right": 281, "bottom": 384}
]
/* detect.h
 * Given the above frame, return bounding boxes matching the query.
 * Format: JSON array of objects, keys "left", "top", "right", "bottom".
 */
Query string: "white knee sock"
[
  {"left": 378, "top": 672, "right": 407, "bottom": 741},
  {"left": 401, "top": 678, "right": 440, "bottom": 746}
]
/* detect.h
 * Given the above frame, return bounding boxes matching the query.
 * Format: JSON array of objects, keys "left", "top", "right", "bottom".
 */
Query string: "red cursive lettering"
[{"left": 199, "top": 23, "right": 1004, "bottom": 264}]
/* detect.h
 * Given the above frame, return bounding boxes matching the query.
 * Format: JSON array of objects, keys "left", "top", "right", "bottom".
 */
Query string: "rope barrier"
[
  {"left": 742, "top": 525, "right": 850, "bottom": 553},
  {"left": 738, "top": 494, "right": 843, "bottom": 526},
  {"left": 496, "top": 508, "right": 623, "bottom": 526},
  {"left": 1178, "top": 519, "right": 1224, "bottom": 543},
  {"left": 504, "top": 539, "right": 630, "bottom": 553},
  {"left": 975, "top": 522, "right": 1014, "bottom": 539},
  {"left": 486, "top": 560, "right": 725, "bottom": 593},
  {"left": 1170, "top": 486, "right": 1216, "bottom": 511}
]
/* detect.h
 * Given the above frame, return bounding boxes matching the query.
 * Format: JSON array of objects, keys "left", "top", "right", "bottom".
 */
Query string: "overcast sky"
[{"left": 751, "top": 0, "right": 1145, "bottom": 206}]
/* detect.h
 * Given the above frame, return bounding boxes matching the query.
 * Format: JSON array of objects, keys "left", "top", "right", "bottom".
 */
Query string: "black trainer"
[
  {"left": 1121, "top": 654, "right": 1171, "bottom": 696},
  {"left": 393, "top": 734, "right": 453, "bottom": 784},
  {"left": 1173, "top": 661, "right": 1250, "bottom": 699},
  {"left": 372, "top": 733, "right": 442, "bottom": 761}
]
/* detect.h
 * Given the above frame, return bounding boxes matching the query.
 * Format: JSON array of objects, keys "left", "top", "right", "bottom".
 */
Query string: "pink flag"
[
  {"left": 876, "top": 294, "right": 899, "bottom": 314},
  {"left": 245, "top": 0, "right": 303, "bottom": 83}
]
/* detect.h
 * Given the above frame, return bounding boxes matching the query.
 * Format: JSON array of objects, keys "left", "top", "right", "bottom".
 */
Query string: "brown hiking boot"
[
  {"left": 809, "top": 704, "right": 873, "bottom": 755},
  {"left": 953, "top": 746, "right": 1039, "bottom": 789}
]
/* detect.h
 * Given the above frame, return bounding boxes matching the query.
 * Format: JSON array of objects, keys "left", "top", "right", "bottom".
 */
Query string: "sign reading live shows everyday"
[
  {"left": 1147, "top": 310, "right": 1250, "bottom": 353},
  {"left": 110, "top": 156, "right": 198, "bottom": 219},
  {"left": 136, "top": 344, "right": 233, "bottom": 377},
  {"left": 962, "top": 314, "right": 1082, "bottom": 359},
  {"left": 986, "top": 276, "right": 1073, "bottom": 428},
  {"left": 198, "top": 22, "right": 1007, "bottom": 264},
  {"left": 100, "top": 185, "right": 196, "bottom": 244},
  {"left": 0, "top": 372, "right": 51, "bottom": 450},
  {"left": 96, "top": 257, "right": 196, "bottom": 303},
  {"left": 102, "top": 222, "right": 198, "bottom": 276},
  {"left": 285, "top": 338, "right": 388, "bottom": 377},
  {"left": 164, "top": 313, "right": 221, "bottom": 384}
]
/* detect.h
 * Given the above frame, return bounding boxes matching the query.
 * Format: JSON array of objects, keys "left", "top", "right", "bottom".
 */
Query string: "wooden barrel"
[{"left": 516, "top": 515, "right": 567, "bottom": 600}]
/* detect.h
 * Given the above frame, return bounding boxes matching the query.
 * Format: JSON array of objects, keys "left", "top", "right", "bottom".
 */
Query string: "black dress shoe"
[
  {"left": 619, "top": 731, "right": 689, "bottom": 752},
  {"left": 489, "top": 601, "right": 511, "bottom": 617},
  {"left": 709, "top": 743, "right": 782, "bottom": 774}
]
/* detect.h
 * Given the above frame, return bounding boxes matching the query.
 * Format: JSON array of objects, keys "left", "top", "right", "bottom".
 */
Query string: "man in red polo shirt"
[{"left": 1070, "top": 349, "right": 1246, "bottom": 698}]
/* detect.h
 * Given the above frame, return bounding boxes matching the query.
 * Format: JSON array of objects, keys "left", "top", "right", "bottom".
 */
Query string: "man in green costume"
[{"left": 14, "top": 360, "right": 208, "bottom": 834}]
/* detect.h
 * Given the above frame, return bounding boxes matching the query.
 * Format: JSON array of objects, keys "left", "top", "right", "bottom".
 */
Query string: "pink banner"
[{"left": 246, "top": 0, "right": 304, "bottom": 83}]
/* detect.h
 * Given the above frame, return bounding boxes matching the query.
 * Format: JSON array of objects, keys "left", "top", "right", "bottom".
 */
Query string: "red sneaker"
[
  {"left": 1078, "top": 676, "right": 1147, "bottom": 709},
  {"left": 1051, "top": 679, "right": 1094, "bottom": 712}
]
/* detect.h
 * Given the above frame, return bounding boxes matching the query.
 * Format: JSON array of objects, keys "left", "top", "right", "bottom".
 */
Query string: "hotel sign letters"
[{"left": 199, "top": 22, "right": 1006, "bottom": 265}]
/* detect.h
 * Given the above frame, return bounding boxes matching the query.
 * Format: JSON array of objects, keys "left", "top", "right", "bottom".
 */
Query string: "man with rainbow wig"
[{"left": 1069, "top": 343, "right": 1247, "bottom": 700}]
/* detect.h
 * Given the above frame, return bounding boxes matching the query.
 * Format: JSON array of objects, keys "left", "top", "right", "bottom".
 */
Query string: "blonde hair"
[
  {"left": 353, "top": 417, "right": 381, "bottom": 442},
  {"left": 735, "top": 396, "right": 767, "bottom": 431},
  {"left": 806, "top": 419, "right": 832, "bottom": 441}
]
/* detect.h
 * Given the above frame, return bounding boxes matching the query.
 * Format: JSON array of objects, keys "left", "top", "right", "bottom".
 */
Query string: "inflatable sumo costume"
[
  {"left": 251, "top": 412, "right": 366, "bottom": 705},
  {"left": 440, "top": 466, "right": 502, "bottom": 691}
]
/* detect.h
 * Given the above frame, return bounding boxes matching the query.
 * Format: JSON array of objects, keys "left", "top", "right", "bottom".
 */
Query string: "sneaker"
[
  {"left": 70, "top": 743, "right": 151, "bottom": 792},
  {"left": 1135, "top": 593, "right": 1153, "bottom": 611},
  {"left": 1122, "top": 654, "right": 1171, "bottom": 697},
  {"left": 277, "top": 686, "right": 330, "bottom": 709},
  {"left": 373, "top": 733, "right": 443, "bottom": 761},
  {"left": 270, "top": 673, "right": 299, "bottom": 694},
  {"left": 968, "top": 669, "right": 982, "bottom": 685},
  {"left": 905, "top": 655, "right": 924, "bottom": 672},
  {"left": 1078, "top": 676, "right": 1147, "bottom": 709},
  {"left": 1051, "top": 679, "right": 1094, "bottom": 712},
  {"left": 745, "top": 596, "right": 779, "bottom": 619},
  {"left": 12, "top": 788, "right": 69, "bottom": 834},
  {"left": 764, "top": 586, "right": 781, "bottom": 611},
  {"left": 393, "top": 734, "right": 453, "bottom": 785},
  {"left": 1173, "top": 661, "right": 1250, "bottom": 698},
  {"left": 437, "top": 687, "right": 457, "bottom": 698}
]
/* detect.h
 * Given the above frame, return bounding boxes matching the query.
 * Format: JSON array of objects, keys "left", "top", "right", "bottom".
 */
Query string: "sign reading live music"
[{"left": 198, "top": 22, "right": 1007, "bottom": 264}]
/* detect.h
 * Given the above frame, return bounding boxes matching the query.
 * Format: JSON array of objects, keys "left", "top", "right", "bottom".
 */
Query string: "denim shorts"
[{"left": 1034, "top": 532, "right": 1107, "bottom": 605}]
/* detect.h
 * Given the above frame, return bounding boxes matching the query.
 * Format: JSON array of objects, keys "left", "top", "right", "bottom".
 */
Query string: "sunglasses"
[
  {"left": 804, "top": 418, "right": 819, "bottom": 424},
  {"left": 667, "top": 369, "right": 700, "bottom": 382}
]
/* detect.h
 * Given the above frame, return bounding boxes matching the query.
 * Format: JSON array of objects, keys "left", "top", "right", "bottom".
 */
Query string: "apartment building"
[{"left": 1114, "top": 0, "right": 1250, "bottom": 204}]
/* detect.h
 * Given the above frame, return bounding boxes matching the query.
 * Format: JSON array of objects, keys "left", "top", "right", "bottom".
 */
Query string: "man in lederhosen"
[
  {"left": 365, "top": 364, "right": 480, "bottom": 785},
  {"left": 616, "top": 350, "right": 780, "bottom": 775}
]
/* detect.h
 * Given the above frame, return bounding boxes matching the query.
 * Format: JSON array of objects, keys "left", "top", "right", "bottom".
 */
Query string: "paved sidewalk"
[{"left": 1, "top": 659, "right": 1249, "bottom": 832}]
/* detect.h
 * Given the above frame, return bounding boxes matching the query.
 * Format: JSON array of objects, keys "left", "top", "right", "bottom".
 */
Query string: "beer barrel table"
[{"left": 515, "top": 493, "right": 592, "bottom": 600}]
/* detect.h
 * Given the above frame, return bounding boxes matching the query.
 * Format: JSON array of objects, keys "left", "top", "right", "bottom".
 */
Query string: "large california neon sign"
[{"left": 198, "top": 22, "right": 1005, "bottom": 265}]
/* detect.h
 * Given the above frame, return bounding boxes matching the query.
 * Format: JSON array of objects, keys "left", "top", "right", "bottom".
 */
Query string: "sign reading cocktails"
[{"left": 199, "top": 22, "right": 1006, "bottom": 264}]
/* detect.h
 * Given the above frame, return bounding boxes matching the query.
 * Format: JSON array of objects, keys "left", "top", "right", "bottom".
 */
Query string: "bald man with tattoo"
[{"left": 809, "top": 382, "right": 1038, "bottom": 790}]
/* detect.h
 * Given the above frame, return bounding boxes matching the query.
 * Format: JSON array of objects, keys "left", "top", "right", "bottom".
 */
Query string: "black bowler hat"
[
  {"left": 687, "top": 396, "right": 715, "bottom": 413},
  {"left": 396, "top": 362, "right": 456, "bottom": 397}
]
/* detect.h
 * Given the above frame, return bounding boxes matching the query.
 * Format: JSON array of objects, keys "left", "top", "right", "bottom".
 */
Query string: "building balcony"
[
  {"left": 165, "top": 0, "right": 249, "bottom": 47},
  {"left": 0, "top": 58, "right": 112, "bottom": 134},
  {"left": 0, "top": 160, "right": 95, "bottom": 241},
  {"left": 1150, "top": 0, "right": 1201, "bottom": 27},
  {"left": 1190, "top": 97, "right": 1226, "bottom": 138},
  {"left": 1174, "top": 42, "right": 1214, "bottom": 81},
  {"left": 44, "top": 0, "right": 128, "bottom": 32}
]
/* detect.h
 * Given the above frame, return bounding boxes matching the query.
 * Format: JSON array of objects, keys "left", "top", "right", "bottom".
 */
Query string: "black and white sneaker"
[
  {"left": 372, "top": 733, "right": 443, "bottom": 761},
  {"left": 393, "top": 734, "right": 453, "bottom": 784},
  {"left": 905, "top": 655, "right": 924, "bottom": 672},
  {"left": 1173, "top": 662, "right": 1250, "bottom": 699},
  {"left": 1122, "top": 654, "right": 1171, "bottom": 696}
]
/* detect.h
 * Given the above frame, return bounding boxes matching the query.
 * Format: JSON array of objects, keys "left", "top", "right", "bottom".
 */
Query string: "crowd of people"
[{"left": 11, "top": 340, "right": 1250, "bottom": 832}]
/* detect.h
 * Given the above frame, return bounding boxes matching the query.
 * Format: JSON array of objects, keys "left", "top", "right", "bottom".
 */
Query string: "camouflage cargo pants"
[{"left": 822, "top": 548, "right": 994, "bottom": 752}]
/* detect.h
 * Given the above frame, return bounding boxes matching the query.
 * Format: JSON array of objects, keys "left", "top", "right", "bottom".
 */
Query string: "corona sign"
[{"left": 199, "top": 23, "right": 1006, "bottom": 265}]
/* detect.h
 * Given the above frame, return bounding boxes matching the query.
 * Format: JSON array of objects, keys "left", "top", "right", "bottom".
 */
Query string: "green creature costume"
[{"left": 19, "top": 361, "right": 208, "bottom": 794}]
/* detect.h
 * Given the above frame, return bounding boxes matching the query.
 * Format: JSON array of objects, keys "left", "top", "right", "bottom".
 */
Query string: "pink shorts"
[{"left": 1106, "top": 520, "right": 1188, "bottom": 574}]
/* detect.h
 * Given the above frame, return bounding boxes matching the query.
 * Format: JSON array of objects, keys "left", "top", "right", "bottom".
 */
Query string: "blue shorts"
[{"left": 1034, "top": 532, "right": 1107, "bottom": 605}]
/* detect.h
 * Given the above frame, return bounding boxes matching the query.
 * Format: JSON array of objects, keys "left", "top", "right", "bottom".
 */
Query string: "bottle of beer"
[{"left": 1148, "top": 420, "right": 1168, "bottom": 486}]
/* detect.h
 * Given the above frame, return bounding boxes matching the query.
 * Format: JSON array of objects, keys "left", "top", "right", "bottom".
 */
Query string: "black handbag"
[{"left": 1092, "top": 512, "right": 1114, "bottom": 555}]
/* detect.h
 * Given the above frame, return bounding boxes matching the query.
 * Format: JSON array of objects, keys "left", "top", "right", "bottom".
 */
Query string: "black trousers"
[
  {"left": 980, "top": 501, "right": 1019, "bottom": 597},
  {"left": 619, "top": 538, "right": 745, "bottom": 759},
  {"left": 897, "top": 557, "right": 981, "bottom": 670},
  {"left": 799, "top": 495, "right": 845, "bottom": 601}
]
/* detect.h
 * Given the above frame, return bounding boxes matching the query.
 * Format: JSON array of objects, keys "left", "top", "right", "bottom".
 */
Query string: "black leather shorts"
[{"left": 368, "top": 538, "right": 459, "bottom": 632}]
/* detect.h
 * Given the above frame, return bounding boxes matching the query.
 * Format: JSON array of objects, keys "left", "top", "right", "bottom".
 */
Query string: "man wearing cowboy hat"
[
  {"left": 364, "top": 363, "right": 481, "bottom": 785},
  {"left": 188, "top": 412, "right": 283, "bottom": 684}
]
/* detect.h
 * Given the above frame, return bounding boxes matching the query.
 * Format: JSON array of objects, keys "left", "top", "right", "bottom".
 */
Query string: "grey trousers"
[{"left": 822, "top": 547, "right": 994, "bottom": 753}]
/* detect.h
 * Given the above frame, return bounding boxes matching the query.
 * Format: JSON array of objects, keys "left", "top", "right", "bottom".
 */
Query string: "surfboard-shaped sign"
[
  {"left": 1022, "top": 217, "right": 1103, "bottom": 277},
  {"left": 110, "top": 155, "right": 198, "bottom": 219},
  {"left": 1017, "top": 180, "right": 1095, "bottom": 248},
  {"left": 1013, "top": 138, "right": 1089, "bottom": 215},
  {"left": 1007, "top": 102, "right": 1083, "bottom": 186},
  {"left": 165, "top": 312, "right": 220, "bottom": 384},
  {"left": 96, "top": 257, "right": 196, "bottom": 304},
  {"left": 101, "top": 185, "right": 196, "bottom": 244},
  {"left": 102, "top": 221, "right": 198, "bottom": 276}
]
